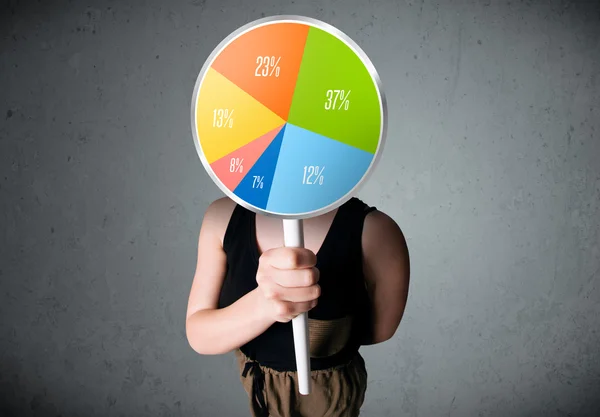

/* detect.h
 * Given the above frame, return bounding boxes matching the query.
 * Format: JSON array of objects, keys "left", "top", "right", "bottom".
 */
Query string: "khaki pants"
[{"left": 235, "top": 349, "right": 368, "bottom": 417}]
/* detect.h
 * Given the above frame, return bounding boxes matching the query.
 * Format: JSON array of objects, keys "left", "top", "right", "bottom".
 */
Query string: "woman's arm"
[
  {"left": 360, "top": 209, "right": 411, "bottom": 345},
  {"left": 185, "top": 198, "right": 276, "bottom": 355}
]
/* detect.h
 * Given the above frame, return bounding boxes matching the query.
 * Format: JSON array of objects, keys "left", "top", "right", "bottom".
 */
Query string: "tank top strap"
[
  {"left": 322, "top": 197, "right": 377, "bottom": 260},
  {"left": 223, "top": 203, "right": 253, "bottom": 255},
  {"left": 343, "top": 197, "right": 377, "bottom": 232}
]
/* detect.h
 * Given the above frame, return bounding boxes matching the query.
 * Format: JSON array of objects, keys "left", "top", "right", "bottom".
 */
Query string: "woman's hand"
[{"left": 255, "top": 247, "right": 321, "bottom": 323}]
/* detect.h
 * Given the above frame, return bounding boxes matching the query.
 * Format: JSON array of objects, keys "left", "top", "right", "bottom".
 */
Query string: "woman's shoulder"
[
  {"left": 345, "top": 197, "right": 402, "bottom": 243},
  {"left": 202, "top": 197, "right": 239, "bottom": 247},
  {"left": 360, "top": 202, "right": 406, "bottom": 260},
  {"left": 205, "top": 196, "right": 237, "bottom": 214}
]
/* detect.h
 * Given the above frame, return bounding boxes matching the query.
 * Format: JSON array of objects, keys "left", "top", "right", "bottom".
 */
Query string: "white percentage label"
[
  {"left": 212, "top": 109, "right": 234, "bottom": 128},
  {"left": 255, "top": 56, "right": 281, "bottom": 77},
  {"left": 252, "top": 175, "right": 264, "bottom": 189},
  {"left": 229, "top": 158, "right": 243, "bottom": 173},
  {"left": 324, "top": 89, "right": 351, "bottom": 110},
  {"left": 302, "top": 165, "right": 325, "bottom": 185}
]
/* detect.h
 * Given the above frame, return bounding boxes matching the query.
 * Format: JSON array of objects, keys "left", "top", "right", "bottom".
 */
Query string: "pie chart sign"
[{"left": 191, "top": 15, "right": 387, "bottom": 218}]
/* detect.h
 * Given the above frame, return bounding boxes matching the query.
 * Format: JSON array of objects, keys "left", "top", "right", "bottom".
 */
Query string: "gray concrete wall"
[{"left": 1, "top": 0, "right": 599, "bottom": 416}]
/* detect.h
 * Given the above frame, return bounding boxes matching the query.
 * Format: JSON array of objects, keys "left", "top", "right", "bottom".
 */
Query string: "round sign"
[{"left": 191, "top": 15, "right": 387, "bottom": 219}]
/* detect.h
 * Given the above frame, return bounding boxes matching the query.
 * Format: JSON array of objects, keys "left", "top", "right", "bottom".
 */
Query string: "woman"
[{"left": 185, "top": 196, "right": 410, "bottom": 417}]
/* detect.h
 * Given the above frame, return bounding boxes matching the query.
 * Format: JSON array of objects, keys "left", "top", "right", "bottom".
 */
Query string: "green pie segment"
[{"left": 287, "top": 27, "right": 382, "bottom": 155}]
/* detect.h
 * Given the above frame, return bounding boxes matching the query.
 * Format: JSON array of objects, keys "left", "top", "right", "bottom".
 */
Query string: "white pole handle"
[{"left": 282, "top": 218, "right": 311, "bottom": 395}]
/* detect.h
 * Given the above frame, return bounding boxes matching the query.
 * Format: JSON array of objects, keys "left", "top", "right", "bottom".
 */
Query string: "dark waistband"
[{"left": 240, "top": 343, "right": 359, "bottom": 373}]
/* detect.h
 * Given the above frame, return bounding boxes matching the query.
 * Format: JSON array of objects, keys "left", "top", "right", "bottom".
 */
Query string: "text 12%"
[{"left": 302, "top": 165, "right": 325, "bottom": 185}]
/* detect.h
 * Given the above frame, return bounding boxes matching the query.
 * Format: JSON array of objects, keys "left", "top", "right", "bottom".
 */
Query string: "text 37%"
[{"left": 324, "top": 89, "right": 350, "bottom": 110}]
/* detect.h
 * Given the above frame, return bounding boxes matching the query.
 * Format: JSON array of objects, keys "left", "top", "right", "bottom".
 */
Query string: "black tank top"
[{"left": 218, "top": 197, "right": 376, "bottom": 371}]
